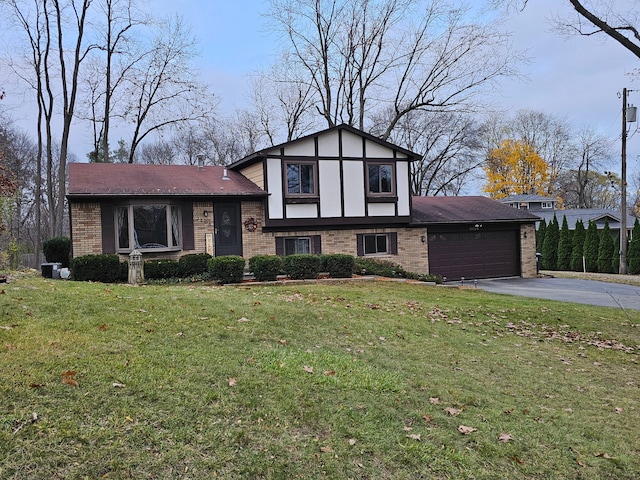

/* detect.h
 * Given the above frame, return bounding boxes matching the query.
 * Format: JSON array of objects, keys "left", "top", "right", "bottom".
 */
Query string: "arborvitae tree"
[
  {"left": 612, "top": 233, "right": 620, "bottom": 274},
  {"left": 542, "top": 215, "right": 559, "bottom": 270},
  {"left": 557, "top": 216, "right": 572, "bottom": 271},
  {"left": 536, "top": 218, "right": 547, "bottom": 254},
  {"left": 570, "top": 219, "right": 586, "bottom": 272},
  {"left": 584, "top": 221, "right": 600, "bottom": 272},
  {"left": 628, "top": 219, "right": 640, "bottom": 274},
  {"left": 597, "top": 219, "right": 615, "bottom": 274}
]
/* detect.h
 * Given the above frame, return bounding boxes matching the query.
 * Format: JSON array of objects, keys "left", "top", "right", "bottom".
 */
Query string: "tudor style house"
[{"left": 67, "top": 124, "right": 539, "bottom": 280}]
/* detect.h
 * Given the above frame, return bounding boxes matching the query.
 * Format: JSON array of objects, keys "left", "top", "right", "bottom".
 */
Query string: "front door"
[{"left": 214, "top": 202, "right": 243, "bottom": 257}]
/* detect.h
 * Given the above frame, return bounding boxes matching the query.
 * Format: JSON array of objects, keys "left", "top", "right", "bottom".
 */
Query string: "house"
[
  {"left": 67, "top": 124, "right": 539, "bottom": 281},
  {"left": 501, "top": 194, "right": 557, "bottom": 212},
  {"left": 499, "top": 194, "right": 634, "bottom": 238}
]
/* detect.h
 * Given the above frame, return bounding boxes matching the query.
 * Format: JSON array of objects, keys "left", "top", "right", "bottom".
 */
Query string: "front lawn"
[{"left": 1, "top": 273, "right": 638, "bottom": 479}]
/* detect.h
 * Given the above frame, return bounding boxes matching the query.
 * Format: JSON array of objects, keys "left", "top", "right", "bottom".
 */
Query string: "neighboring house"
[
  {"left": 534, "top": 209, "right": 634, "bottom": 239},
  {"left": 501, "top": 194, "right": 557, "bottom": 212},
  {"left": 67, "top": 124, "right": 539, "bottom": 280},
  {"left": 499, "top": 195, "right": 634, "bottom": 238}
]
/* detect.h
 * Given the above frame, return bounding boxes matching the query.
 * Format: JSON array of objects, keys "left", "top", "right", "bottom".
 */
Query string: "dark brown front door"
[{"left": 214, "top": 202, "right": 242, "bottom": 257}]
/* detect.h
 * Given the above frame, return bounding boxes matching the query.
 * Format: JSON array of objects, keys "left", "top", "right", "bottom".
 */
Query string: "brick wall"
[
  {"left": 70, "top": 203, "right": 102, "bottom": 257},
  {"left": 240, "top": 200, "right": 429, "bottom": 274},
  {"left": 520, "top": 223, "right": 537, "bottom": 278}
]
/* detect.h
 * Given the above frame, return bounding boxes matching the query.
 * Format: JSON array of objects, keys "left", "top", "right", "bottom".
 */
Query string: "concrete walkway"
[{"left": 473, "top": 277, "right": 640, "bottom": 311}]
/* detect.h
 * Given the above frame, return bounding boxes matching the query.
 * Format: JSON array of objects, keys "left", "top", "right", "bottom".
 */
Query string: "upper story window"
[
  {"left": 116, "top": 203, "right": 181, "bottom": 252},
  {"left": 285, "top": 161, "right": 317, "bottom": 196},
  {"left": 541, "top": 202, "right": 553, "bottom": 209},
  {"left": 367, "top": 163, "right": 395, "bottom": 196}
]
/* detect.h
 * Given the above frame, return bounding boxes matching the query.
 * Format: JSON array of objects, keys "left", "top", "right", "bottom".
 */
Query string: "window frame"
[
  {"left": 357, "top": 232, "right": 398, "bottom": 256},
  {"left": 366, "top": 161, "right": 396, "bottom": 198},
  {"left": 541, "top": 202, "right": 553, "bottom": 209},
  {"left": 283, "top": 160, "right": 319, "bottom": 200},
  {"left": 275, "top": 235, "right": 322, "bottom": 256},
  {"left": 115, "top": 201, "right": 182, "bottom": 253}
]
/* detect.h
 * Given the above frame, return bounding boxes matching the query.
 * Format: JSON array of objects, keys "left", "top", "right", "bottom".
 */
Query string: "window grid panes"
[
  {"left": 287, "top": 163, "right": 315, "bottom": 195},
  {"left": 364, "top": 234, "right": 388, "bottom": 255},
  {"left": 285, "top": 237, "right": 311, "bottom": 255},
  {"left": 368, "top": 164, "right": 393, "bottom": 194},
  {"left": 116, "top": 203, "right": 181, "bottom": 252}
]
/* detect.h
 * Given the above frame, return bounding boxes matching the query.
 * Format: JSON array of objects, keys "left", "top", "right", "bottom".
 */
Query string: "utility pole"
[
  {"left": 621, "top": 87, "right": 628, "bottom": 274},
  {"left": 620, "top": 88, "right": 637, "bottom": 275}
]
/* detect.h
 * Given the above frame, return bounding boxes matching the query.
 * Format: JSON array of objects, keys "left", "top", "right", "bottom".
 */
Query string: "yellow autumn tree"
[{"left": 483, "top": 139, "right": 551, "bottom": 199}]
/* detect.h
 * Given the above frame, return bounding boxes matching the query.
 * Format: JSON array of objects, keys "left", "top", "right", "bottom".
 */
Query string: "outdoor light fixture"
[{"left": 421, "top": 235, "right": 426, "bottom": 243}]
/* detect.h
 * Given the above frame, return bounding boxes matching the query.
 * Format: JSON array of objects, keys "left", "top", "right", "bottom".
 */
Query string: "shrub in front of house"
[
  {"left": 208, "top": 256, "right": 245, "bottom": 284},
  {"left": 249, "top": 255, "right": 283, "bottom": 282},
  {"left": 178, "top": 253, "right": 212, "bottom": 277},
  {"left": 144, "top": 259, "right": 181, "bottom": 279},
  {"left": 43, "top": 236, "right": 71, "bottom": 267},
  {"left": 283, "top": 254, "right": 321, "bottom": 280},
  {"left": 323, "top": 254, "right": 354, "bottom": 278},
  {"left": 71, "top": 254, "right": 125, "bottom": 283},
  {"left": 354, "top": 257, "right": 405, "bottom": 278}
]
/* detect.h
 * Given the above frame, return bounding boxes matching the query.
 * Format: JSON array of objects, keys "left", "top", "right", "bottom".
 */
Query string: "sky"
[{"left": 2, "top": 0, "right": 639, "bottom": 186}]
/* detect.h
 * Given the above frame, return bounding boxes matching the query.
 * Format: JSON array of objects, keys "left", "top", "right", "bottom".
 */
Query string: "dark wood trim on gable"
[{"left": 264, "top": 215, "right": 411, "bottom": 231}]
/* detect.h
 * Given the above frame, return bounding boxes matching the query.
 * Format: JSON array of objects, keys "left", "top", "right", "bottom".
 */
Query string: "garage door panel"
[{"left": 428, "top": 230, "right": 519, "bottom": 280}]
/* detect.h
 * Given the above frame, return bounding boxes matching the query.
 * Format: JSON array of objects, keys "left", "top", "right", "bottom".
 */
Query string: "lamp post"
[{"left": 620, "top": 88, "right": 637, "bottom": 275}]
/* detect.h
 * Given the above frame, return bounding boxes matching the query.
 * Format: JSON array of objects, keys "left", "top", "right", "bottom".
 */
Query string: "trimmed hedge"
[
  {"left": 249, "top": 255, "right": 283, "bottom": 282},
  {"left": 208, "top": 256, "right": 245, "bottom": 284},
  {"left": 323, "top": 254, "right": 354, "bottom": 278},
  {"left": 71, "top": 254, "right": 126, "bottom": 283},
  {"left": 43, "top": 236, "right": 71, "bottom": 267},
  {"left": 179, "top": 253, "right": 212, "bottom": 277},
  {"left": 283, "top": 254, "right": 321, "bottom": 280},
  {"left": 144, "top": 259, "right": 180, "bottom": 279}
]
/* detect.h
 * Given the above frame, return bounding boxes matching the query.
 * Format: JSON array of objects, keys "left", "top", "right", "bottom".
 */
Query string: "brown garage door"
[{"left": 428, "top": 229, "right": 520, "bottom": 281}]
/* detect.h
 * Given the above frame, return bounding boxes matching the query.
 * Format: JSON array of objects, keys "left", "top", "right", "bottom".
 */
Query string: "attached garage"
[
  {"left": 412, "top": 196, "right": 539, "bottom": 281},
  {"left": 427, "top": 226, "right": 520, "bottom": 280}
]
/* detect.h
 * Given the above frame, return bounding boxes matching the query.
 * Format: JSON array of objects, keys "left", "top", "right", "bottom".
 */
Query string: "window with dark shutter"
[{"left": 181, "top": 202, "right": 194, "bottom": 251}]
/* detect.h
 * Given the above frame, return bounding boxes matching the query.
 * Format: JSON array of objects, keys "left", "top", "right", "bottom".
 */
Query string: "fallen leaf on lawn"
[
  {"left": 445, "top": 407, "right": 462, "bottom": 416},
  {"left": 323, "top": 370, "right": 336, "bottom": 376},
  {"left": 61, "top": 370, "right": 78, "bottom": 387},
  {"left": 348, "top": 438, "right": 357, "bottom": 446},
  {"left": 457, "top": 425, "right": 477, "bottom": 435},
  {"left": 112, "top": 382, "right": 126, "bottom": 388},
  {"left": 614, "top": 407, "right": 623, "bottom": 414},
  {"left": 125, "top": 416, "right": 134, "bottom": 422},
  {"left": 303, "top": 366, "right": 314, "bottom": 374},
  {"left": 403, "top": 426, "right": 413, "bottom": 431},
  {"left": 576, "top": 459, "right": 586, "bottom": 467},
  {"left": 594, "top": 452, "right": 612, "bottom": 459},
  {"left": 429, "top": 397, "right": 440, "bottom": 404},
  {"left": 238, "top": 317, "right": 250, "bottom": 322},
  {"left": 228, "top": 377, "right": 237, "bottom": 387},
  {"left": 320, "top": 445, "right": 334, "bottom": 453},
  {"left": 422, "top": 414, "right": 433, "bottom": 423},
  {"left": 498, "top": 433, "right": 513, "bottom": 443},
  {"left": 510, "top": 456, "right": 524, "bottom": 464},
  {"left": 30, "top": 383, "right": 46, "bottom": 388},
  {"left": 62, "top": 377, "right": 79, "bottom": 387},
  {"left": 406, "top": 433, "right": 421, "bottom": 441},
  {"left": 278, "top": 339, "right": 287, "bottom": 345},
  {"left": 98, "top": 324, "right": 107, "bottom": 331}
]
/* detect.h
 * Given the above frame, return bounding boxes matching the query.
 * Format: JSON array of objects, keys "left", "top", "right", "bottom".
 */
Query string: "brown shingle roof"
[
  {"left": 412, "top": 196, "right": 540, "bottom": 224},
  {"left": 67, "top": 163, "right": 267, "bottom": 198}
]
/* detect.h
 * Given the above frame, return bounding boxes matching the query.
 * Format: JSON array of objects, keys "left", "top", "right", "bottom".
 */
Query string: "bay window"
[{"left": 116, "top": 203, "right": 181, "bottom": 252}]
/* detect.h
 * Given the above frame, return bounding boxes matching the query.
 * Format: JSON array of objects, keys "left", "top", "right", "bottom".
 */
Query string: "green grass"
[{"left": 1, "top": 272, "right": 639, "bottom": 479}]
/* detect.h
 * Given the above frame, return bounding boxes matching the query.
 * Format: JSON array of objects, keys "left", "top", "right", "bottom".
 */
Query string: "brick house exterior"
[{"left": 68, "top": 125, "right": 538, "bottom": 280}]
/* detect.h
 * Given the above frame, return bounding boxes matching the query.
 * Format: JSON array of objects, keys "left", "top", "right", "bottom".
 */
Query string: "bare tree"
[
  {"left": 119, "top": 15, "right": 215, "bottom": 163},
  {"left": 267, "top": 0, "right": 521, "bottom": 143},
  {"left": 556, "top": 127, "right": 614, "bottom": 208},
  {"left": 378, "top": 109, "right": 483, "bottom": 195}
]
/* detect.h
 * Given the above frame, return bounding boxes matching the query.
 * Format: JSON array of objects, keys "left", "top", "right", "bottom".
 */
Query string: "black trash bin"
[{"left": 536, "top": 253, "right": 542, "bottom": 273}]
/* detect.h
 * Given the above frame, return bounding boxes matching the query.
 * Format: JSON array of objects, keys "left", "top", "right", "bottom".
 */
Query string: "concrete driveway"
[{"left": 472, "top": 277, "right": 640, "bottom": 311}]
